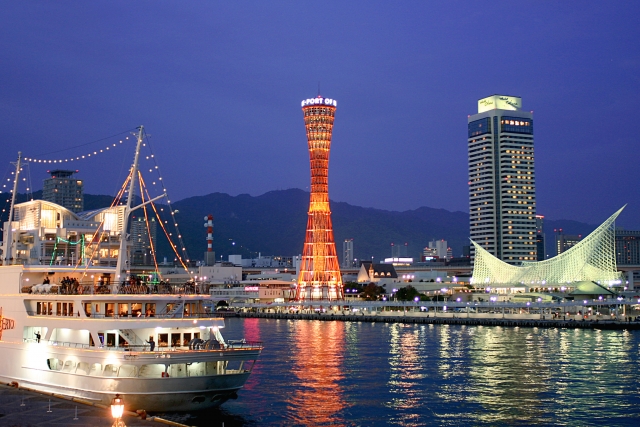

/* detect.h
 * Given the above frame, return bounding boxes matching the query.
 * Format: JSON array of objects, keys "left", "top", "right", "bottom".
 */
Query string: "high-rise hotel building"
[{"left": 468, "top": 95, "right": 536, "bottom": 264}]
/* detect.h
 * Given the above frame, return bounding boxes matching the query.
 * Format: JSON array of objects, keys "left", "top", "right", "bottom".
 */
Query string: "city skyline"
[{"left": 1, "top": 3, "right": 640, "bottom": 228}]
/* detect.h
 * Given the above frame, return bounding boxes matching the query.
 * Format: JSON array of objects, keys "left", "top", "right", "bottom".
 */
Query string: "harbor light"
[{"left": 111, "top": 394, "right": 125, "bottom": 427}]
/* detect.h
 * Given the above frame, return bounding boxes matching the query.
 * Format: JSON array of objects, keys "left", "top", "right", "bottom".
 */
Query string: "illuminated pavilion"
[{"left": 470, "top": 206, "right": 625, "bottom": 287}]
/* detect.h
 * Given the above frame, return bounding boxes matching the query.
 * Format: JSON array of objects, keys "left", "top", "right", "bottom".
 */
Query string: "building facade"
[
  {"left": 536, "top": 215, "right": 546, "bottom": 261},
  {"left": 615, "top": 229, "right": 640, "bottom": 265},
  {"left": 554, "top": 229, "right": 582, "bottom": 255},
  {"left": 342, "top": 238, "right": 354, "bottom": 268},
  {"left": 42, "top": 170, "right": 84, "bottom": 213},
  {"left": 468, "top": 95, "right": 536, "bottom": 264}
]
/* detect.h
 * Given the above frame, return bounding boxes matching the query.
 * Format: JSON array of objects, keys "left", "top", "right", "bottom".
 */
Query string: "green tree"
[
  {"left": 395, "top": 285, "right": 420, "bottom": 301},
  {"left": 360, "top": 282, "right": 385, "bottom": 301}
]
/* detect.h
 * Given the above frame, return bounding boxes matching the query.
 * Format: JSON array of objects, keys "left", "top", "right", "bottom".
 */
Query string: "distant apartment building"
[
  {"left": 391, "top": 242, "right": 408, "bottom": 258},
  {"left": 42, "top": 169, "right": 84, "bottom": 213},
  {"left": 536, "top": 215, "right": 546, "bottom": 260},
  {"left": 555, "top": 229, "right": 581, "bottom": 255},
  {"left": 343, "top": 238, "right": 354, "bottom": 268},
  {"left": 615, "top": 229, "right": 640, "bottom": 265},
  {"left": 468, "top": 95, "right": 536, "bottom": 264},
  {"left": 429, "top": 239, "right": 449, "bottom": 259},
  {"left": 130, "top": 215, "right": 157, "bottom": 265}
]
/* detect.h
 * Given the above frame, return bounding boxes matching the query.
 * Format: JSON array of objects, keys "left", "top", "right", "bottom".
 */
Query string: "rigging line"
[
  {"left": 138, "top": 172, "right": 161, "bottom": 279},
  {"left": 71, "top": 172, "right": 131, "bottom": 274},
  {"left": 140, "top": 175, "right": 190, "bottom": 275},
  {"left": 30, "top": 128, "right": 138, "bottom": 157},
  {"left": 138, "top": 131, "right": 192, "bottom": 266}
]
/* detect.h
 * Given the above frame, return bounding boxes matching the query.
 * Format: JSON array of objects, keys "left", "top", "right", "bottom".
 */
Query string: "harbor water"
[{"left": 162, "top": 317, "right": 640, "bottom": 426}]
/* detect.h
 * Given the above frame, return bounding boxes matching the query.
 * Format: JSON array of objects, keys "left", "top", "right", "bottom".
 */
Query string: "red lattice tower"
[{"left": 295, "top": 95, "right": 343, "bottom": 301}]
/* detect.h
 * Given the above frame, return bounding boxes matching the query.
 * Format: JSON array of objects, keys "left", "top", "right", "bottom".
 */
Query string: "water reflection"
[
  {"left": 176, "top": 319, "right": 640, "bottom": 426},
  {"left": 287, "top": 320, "right": 347, "bottom": 426}
]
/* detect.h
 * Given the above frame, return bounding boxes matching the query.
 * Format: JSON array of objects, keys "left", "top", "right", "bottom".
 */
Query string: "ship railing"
[
  {"left": 24, "top": 282, "right": 212, "bottom": 296},
  {"left": 26, "top": 310, "right": 234, "bottom": 319},
  {"left": 23, "top": 338, "right": 262, "bottom": 351},
  {"left": 23, "top": 338, "right": 90, "bottom": 349}
]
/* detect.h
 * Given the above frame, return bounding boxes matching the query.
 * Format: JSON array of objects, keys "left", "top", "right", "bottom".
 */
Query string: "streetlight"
[{"left": 111, "top": 394, "right": 126, "bottom": 427}]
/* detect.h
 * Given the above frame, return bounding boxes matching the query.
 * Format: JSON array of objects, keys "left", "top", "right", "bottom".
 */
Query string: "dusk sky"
[{"left": 2, "top": 2, "right": 640, "bottom": 228}]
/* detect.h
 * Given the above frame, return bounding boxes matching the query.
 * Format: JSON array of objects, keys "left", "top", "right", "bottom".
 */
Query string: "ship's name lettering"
[{"left": 2, "top": 318, "right": 15, "bottom": 331}]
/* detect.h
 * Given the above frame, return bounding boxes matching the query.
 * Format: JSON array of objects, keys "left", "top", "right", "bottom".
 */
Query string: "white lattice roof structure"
[{"left": 471, "top": 206, "right": 625, "bottom": 286}]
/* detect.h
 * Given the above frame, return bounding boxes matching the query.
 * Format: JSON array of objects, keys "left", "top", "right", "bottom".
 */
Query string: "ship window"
[
  {"left": 158, "top": 333, "right": 169, "bottom": 347},
  {"left": 171, "top": 333, "right": 181, "bottom": 348},
  {"left": 94, "top": 304, "right": 101, "bottom": 315},
  {"left": 118, "top": 303, "right": 129, "bottom": 317},
  {"left": 84, "top": 303, "right": 91, "bottom": 317},
  {"left": 117, "top": 365, "right": 138, "bottom": 377},
  {"left": 104, "top": 364, "right": 118, "bottom": 377},
  {"left": 132, "top": 303, "right": 142, "bottom": 317},
  {"left": 36, "top": 302, "right": 42, "bottom": 315},
  {"left": 69, "top": 302, "right": 74, "bottom": 316},
  {"left": 187, "top": 362, "right": 206, "bottom": 377},
  {"left": 145, "top": 303, "right": 156, "bottom": 317},
  {"left": 62, "top": 360, "right": 76, "bottom": 372},
  {"left": 57, "top": 303, "right": 62, "bottom": 315},
  {"left": 169, "top": 363, "right": 187, "bottom": 378},
  {"left": 89, "top": 363, "right": 102, "bottom": 376},
  {"left": 194, "top": 333, "right": 200, "bottom": 340},
  {"left": 139, "top": 364, "right": 165, "bottom": 378},
  {"left": 76, "top": 362, "right": 90, "bottom": 375},
  {"left": 182, "top": 333, "right": 192, "bottom": 346},
  {"left": 106, "top": 333, "right": 116, "bottom": 347},
  {"left": 62, "top": 303, "right": 68, "bottom": 316},
  {"left": 46, "top": 358, "right": 63, "bottom": 371},
  {"left": 47, "top": 302, "right": 53, "bottom": 315},
  {"left": 105, "top": 303, "right": 115, "bottom": 317}
]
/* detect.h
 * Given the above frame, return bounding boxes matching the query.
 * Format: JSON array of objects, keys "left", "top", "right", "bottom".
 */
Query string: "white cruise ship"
[{"left": 0, "top": 127, "right": 262, "bottom": 411}]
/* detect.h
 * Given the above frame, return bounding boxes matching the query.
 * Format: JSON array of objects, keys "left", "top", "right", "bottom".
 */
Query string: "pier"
[
  {"left": 0, "top": 383, "right": 190, "bottom": 427},
  {"left": 239, "top": 311, "right": 640, "bottom": 329},
  {"left": 233, "top": 299, "right": 640, "bottom": 330}
]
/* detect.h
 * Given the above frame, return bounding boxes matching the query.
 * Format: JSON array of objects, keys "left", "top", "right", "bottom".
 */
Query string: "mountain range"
[{"left": 1, "top": 189, "right": 598, "bottom": 263}]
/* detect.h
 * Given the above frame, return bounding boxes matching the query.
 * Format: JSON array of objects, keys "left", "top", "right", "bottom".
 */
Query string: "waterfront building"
[
  {"left": 471, "top": 207, "right": 624, "bottom": 286},
  {"left": 295, "top": 95, "right": 343, "bottom": 300},
  {"left": 536, "top": 215, "right": 546, "bottom": 260},
  {"left": 468, "top": 95, "right": 536, "bottom": 264},
  {"left": 2, "top": 200, "right": 121, "bottom": 268},
  {"left": 555, "top": 229, "right": 582, "bottom": 255},
  {"left": 42, "top": 169, "right": 84, "bottom": 213},
  {"left": 615, "top": 229, "right": 640, "bottom": 265},
  {"left": 343, "top": 238, "right": 354, "bottom": 268},
  {"left": 356, "top": 261, "right": 398, "bottom": 285}
]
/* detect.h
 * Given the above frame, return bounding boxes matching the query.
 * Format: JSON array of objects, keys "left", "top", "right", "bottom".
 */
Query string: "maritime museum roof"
[{"left": 471, "top": 206, "right": 625, "bottom": 286}]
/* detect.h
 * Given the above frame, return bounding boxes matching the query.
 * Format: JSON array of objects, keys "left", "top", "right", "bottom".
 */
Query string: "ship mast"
[
  {"left": 2, "top": 152, "right": 22, "bottom": 265},
  {"left": 114, "top": 126, "right": 165, "bottom": 287},
  {"left": 115, "top": 127, "right": 144, "bottom": 284}
]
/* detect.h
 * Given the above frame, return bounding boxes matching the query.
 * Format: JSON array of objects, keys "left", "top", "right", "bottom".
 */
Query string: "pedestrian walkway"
[{"left": 0, "top": 384, "right": 189, "bottom": 427}]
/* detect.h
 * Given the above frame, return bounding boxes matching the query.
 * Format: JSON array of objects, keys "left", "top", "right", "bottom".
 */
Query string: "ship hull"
[{"left": 0, "top": 341, "right": 256, "bottom": 411}]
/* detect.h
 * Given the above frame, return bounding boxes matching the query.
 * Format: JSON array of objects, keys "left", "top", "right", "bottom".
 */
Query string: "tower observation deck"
[{"left": 295, "top": 96, "right": 343, "bottom": 300}]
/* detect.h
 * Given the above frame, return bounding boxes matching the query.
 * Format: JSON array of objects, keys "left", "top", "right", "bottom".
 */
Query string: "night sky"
[{"left": 2, "top": 2, "right": 640, "bottom": 228}]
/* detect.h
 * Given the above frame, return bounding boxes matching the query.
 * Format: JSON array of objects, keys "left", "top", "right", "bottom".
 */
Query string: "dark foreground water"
[{"left": 161, "top": 318, "right": 640, "bottom": 426}]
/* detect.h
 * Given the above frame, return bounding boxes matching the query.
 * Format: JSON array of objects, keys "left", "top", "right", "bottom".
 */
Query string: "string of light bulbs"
[{"left": 23, "top": 136, "right": 133, "bottom": 164}]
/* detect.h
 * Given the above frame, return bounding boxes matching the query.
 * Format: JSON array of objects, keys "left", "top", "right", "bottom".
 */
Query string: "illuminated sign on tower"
[{"left": 295, "top": 95, "right": 343, "bottom": 301}]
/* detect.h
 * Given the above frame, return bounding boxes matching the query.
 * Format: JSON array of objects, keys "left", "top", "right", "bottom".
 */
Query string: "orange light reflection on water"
[{"left": 287, "top": 320, "right": 347, "bottom": 426}]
